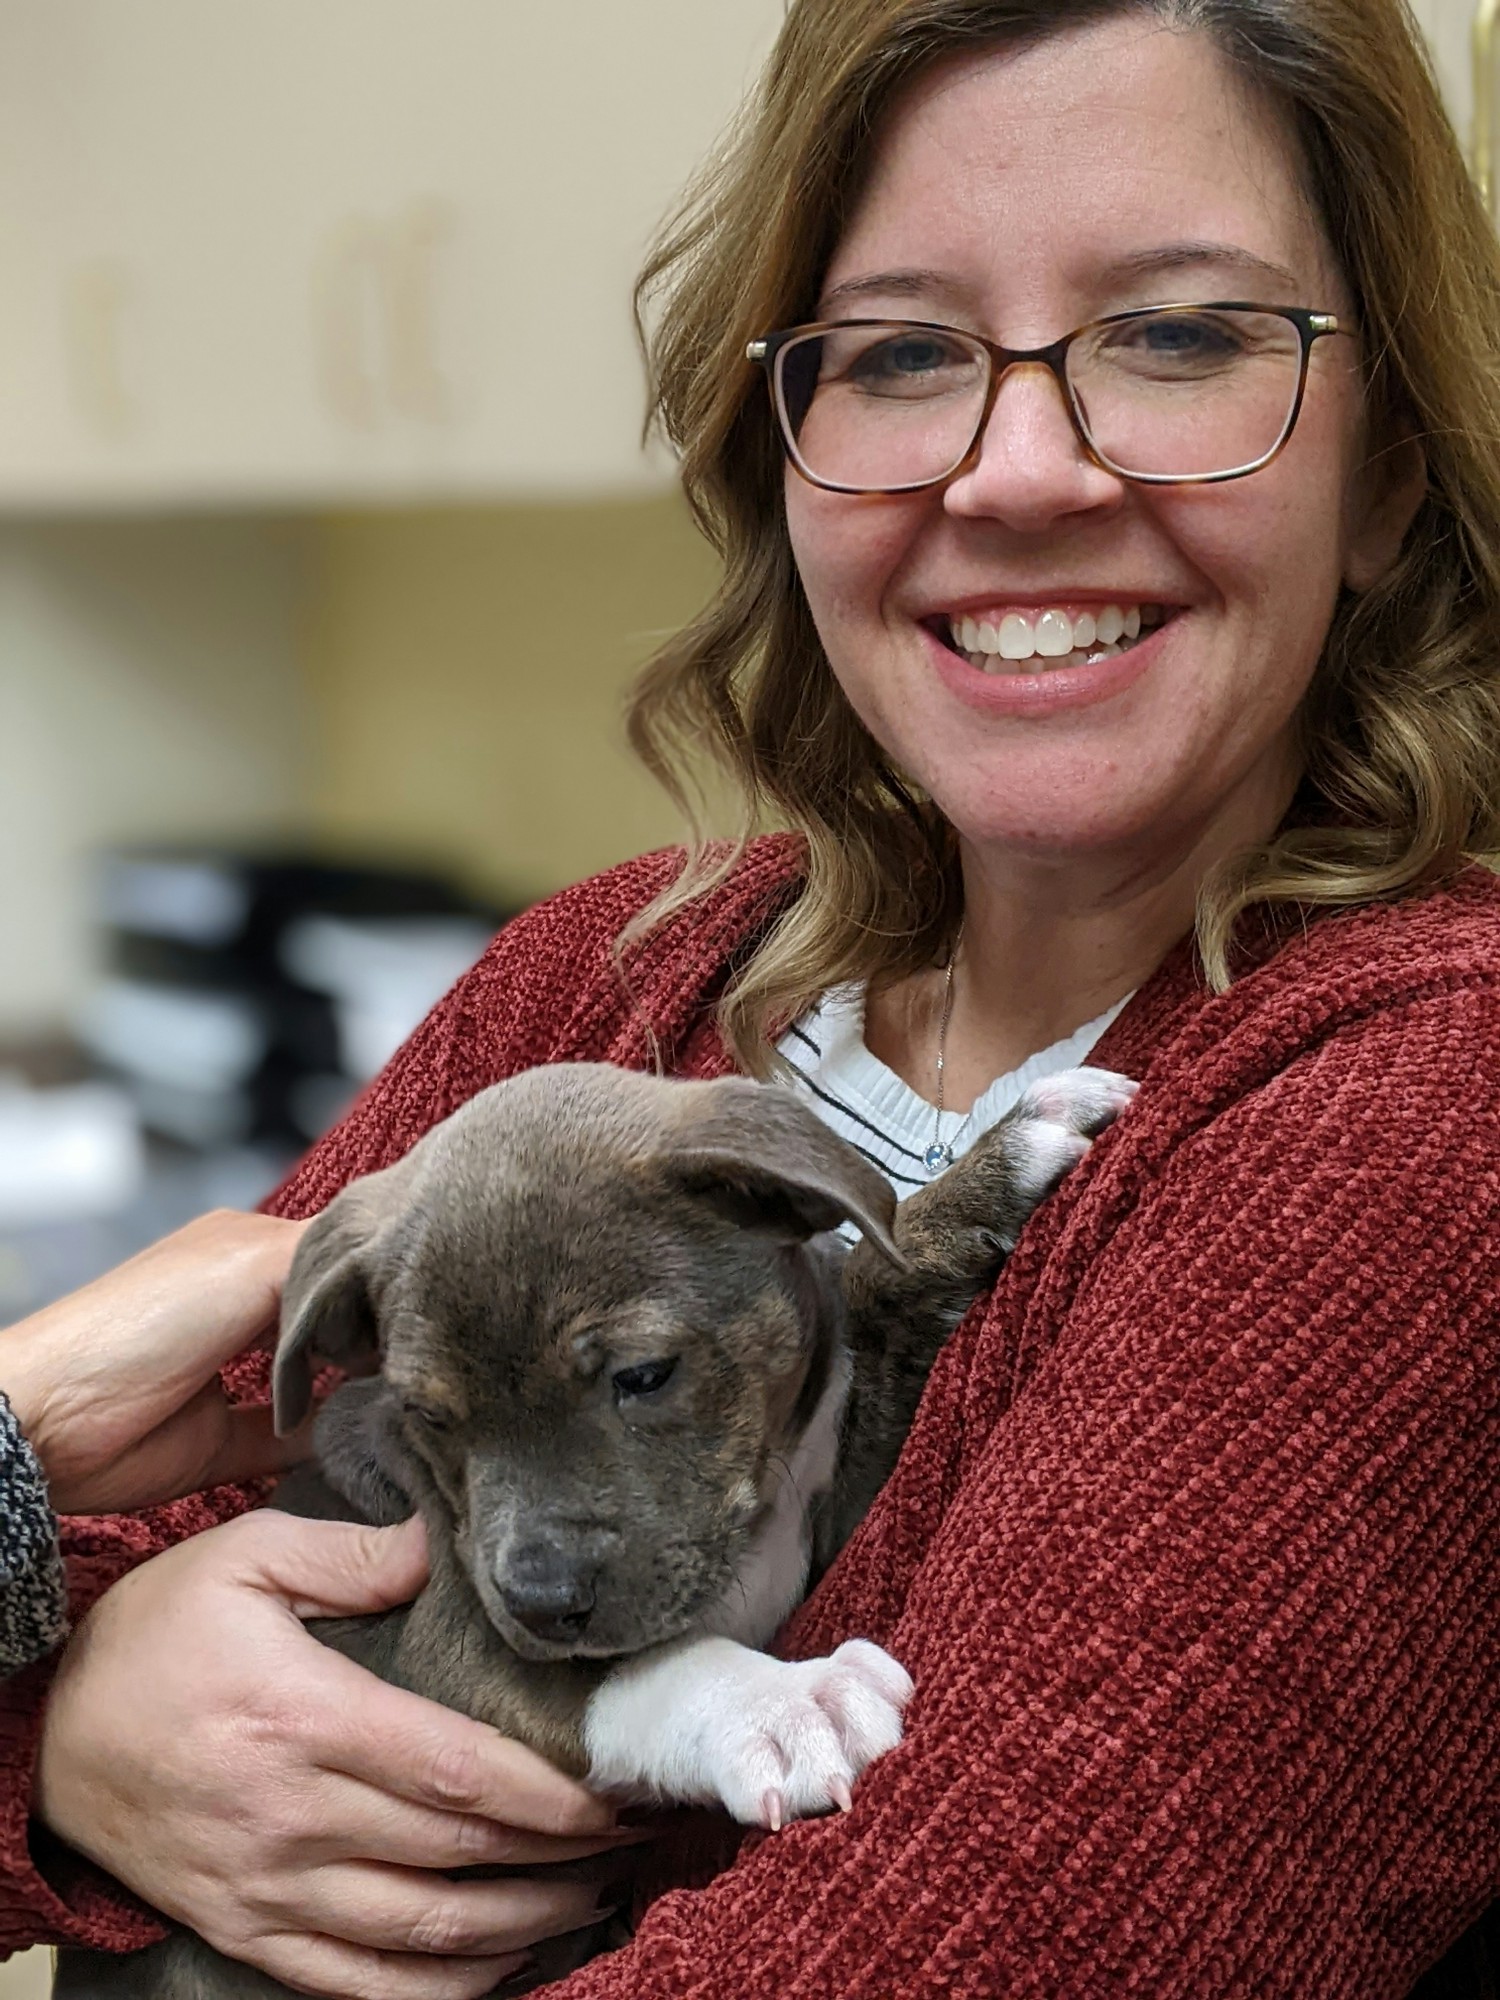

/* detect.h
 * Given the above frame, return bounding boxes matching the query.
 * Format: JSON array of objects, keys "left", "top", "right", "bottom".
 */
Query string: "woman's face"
[{"left": 783, "top": 20, "right": 1418, "bottom": 876}]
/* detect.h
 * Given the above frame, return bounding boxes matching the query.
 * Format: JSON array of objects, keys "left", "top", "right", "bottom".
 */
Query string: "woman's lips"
[{"left": 918, "top": 609, "right": 1177, "bottom": 715}]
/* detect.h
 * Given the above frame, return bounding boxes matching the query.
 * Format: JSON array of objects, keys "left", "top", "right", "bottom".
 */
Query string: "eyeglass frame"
[{"left": 746, "top": 301, "right": 1350, "bottom": 493}]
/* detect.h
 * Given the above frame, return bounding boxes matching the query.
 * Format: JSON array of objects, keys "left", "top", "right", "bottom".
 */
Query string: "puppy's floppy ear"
[
  {"left": 312, "top": 1378, "right": 417, "bottom": 1526},
  {"left": 665, "top": 1080, "right": 904, "bottom": 1265},
  {"left": 273, "top": 1168, "right": 402, "bottom": 1437}
]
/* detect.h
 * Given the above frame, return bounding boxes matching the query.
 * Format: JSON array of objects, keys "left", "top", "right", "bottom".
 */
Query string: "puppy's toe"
[
  {"left": 778, "top": 1644, "right": 910, "bottom": 1812},
  {"left": 1003, "top": 1116, "right": 1092, "bottom": 1206},
  {"left": 829, "top": 1636, "right": 915, "bottom": 1709},
  {"left": 1021, "top": 1066, "right": 1138, "bottom": 1138},
  {"left": 705, "top": 1681, "right": 854, "bottom": 1825},
  {"left": 816, "top": 1639, "right": 914, "bottom": 1761},
  {"left": 766, "top": 1691, "right": 862, "bottom": 1822}
]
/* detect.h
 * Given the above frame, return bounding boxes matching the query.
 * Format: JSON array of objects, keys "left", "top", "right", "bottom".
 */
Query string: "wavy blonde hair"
[{"left": 624, "top": 0, "right": 1500, "bottom": 1075}]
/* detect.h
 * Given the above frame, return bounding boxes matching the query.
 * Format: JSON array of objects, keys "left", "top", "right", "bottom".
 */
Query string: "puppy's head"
[{"left": 274, "top": 1064, "right": 899, "bottom": 1662}]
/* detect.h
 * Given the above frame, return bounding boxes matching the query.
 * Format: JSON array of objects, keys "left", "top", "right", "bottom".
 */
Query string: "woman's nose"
[{"left": 942, "top": 361, "right": 1124, "bottom": 529}]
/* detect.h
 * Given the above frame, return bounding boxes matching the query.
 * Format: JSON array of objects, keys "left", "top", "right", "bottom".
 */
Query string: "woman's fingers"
[
  {"left": 3, "top": 1209, "right": 311, "bottom": 1506},
  {"left": 318, "top": 1679, "right": 619, "bottom": 1838},
  {"left": 242, "top": 1508, "right": 434, "bottom": 1619},
  {"left": 200, "top": 1399, "right": 318, "bottom": 1485},
  {"left": 249, "top": 1934, "right": 531, "bottom": 2000},
  {"left": 145, "top": 1209, "right": 310, "bottom": 1365},
  {"left": 48, "top": 1393, "right": 317, "bottom": 1514},
  {"left": 257, "top": 1861, "right": 603, "bottom": 1960},
  {"left": 229, "top": 1513, "right": 616, "bottom": 1841},
  {"left": 247, "top": 1518, "right": 624, "bottom": 1836},
  {"left": 320, "top": 1777, "right": 655, "bottom": 1870}
]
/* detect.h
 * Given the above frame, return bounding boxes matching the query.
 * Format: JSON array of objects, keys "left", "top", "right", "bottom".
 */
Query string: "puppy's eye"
[
  {"left": 611, "top": 1357, "right": 678, "bottom": 1402},
  {"left": 402, "top": 1399, "right": 452, "bottom": 1433}
]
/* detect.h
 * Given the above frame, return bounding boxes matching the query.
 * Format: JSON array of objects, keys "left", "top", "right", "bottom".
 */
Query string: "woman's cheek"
[{"left": 788, "top": 483, "right": 924, "bottom": 626}]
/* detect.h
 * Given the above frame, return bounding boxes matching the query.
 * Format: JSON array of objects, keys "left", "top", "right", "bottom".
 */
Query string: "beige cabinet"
[{"left": 0, "top": 1, "right": 782, "bottom": 508}]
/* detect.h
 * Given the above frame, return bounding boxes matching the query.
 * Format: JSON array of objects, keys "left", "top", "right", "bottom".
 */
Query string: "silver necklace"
[{"left": 923, "top": 922, "right": 969, "bottom": 1173}]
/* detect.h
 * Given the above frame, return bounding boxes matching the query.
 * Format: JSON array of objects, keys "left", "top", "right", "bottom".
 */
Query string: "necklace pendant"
[{"left": 923, "top": 1139, "right": 954, "bottom": 1172}]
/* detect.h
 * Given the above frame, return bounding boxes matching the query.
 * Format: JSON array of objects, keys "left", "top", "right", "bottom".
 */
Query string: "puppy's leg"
[
  {"left": 583, "top": 1633, "right": 912, "bottom": 1830},
  {"left": 849, "top": 1065, "right": 1135, "bottom": 1324},
  {"left": 827, "top": 1066, "right": 1136, "bottom": 1553}
]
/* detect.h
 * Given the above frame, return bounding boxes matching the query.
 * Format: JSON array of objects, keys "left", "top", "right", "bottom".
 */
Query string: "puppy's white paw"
[
  {"left": 1005, "top": 1066, "right": 1137, "bottom": 1200},
  {"left": 696, "top": 1638, "right": 912, "bottom": 1829},
  {"left": 583, "top": 1634, "right": 912, "bottom": 1826}
]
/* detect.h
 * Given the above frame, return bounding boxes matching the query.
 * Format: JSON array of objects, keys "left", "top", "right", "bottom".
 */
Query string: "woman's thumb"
[{"left": 237, "top": 1509, "right": 431, "bottom": 1620}]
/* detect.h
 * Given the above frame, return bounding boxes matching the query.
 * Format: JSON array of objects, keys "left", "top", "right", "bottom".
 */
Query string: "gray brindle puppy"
[{"left": 55, "top": 1058, "right": 1133, "bottom": 2000}]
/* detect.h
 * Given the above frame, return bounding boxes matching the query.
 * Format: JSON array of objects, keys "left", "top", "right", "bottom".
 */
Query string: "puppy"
[{"left": 55, "top": 1059, "right": 1133, "bottom": 2000}]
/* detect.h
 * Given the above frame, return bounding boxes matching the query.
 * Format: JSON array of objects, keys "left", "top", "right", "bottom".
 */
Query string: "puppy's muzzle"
[{"left": 495, "top": 1542, "right": 600, "bottom": 1645}]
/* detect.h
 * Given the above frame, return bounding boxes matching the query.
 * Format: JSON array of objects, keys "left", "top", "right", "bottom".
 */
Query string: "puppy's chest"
[{"left": 699, "top": 1346, "right": 852, "bottom": 1649}]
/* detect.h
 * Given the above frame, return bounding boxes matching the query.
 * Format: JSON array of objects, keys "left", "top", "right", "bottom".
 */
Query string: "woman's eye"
[
  {"left": 850, "top": 335, "right": 960, "bottom": 386},
  {"left": 611, "top": 1357, "right": 678, "bottom": 1402},
  {"left": 884, "top": 338, "right": 947, "bottom": 373},
  {"left": 1108, "top": 314, "right": 1244, "bottom": 372},
  {"left": 1145, "top": 317, "right": 1212, "bottom": 351}
]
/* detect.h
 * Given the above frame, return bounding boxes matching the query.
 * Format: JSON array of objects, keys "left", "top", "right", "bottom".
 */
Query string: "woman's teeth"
[{"left": 945, "top": 602, "right": 1165, "bottom": 674}]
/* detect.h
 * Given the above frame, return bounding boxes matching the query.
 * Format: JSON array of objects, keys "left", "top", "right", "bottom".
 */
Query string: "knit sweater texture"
[
  {"left": 0, "top": 1395, "right": 66, "bottom": 1676},
  {"left": 1, "top": 836, "right": 1497, "bottom": 1997}
]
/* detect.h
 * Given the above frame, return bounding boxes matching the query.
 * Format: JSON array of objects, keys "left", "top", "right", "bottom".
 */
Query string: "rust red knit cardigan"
[{"left": 3, "top": 837, "right": 1499, "bottom": 1997}]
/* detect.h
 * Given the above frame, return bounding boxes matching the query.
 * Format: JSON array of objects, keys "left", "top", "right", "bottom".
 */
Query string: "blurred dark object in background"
[
  {"left": 78, "top": 847, "right": 508, "bottom": 1150},
  {"left": 0, "top": 847, "right": 509, "bottom": 1320}
]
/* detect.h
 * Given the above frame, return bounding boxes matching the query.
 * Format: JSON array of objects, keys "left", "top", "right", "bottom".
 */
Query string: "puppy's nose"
[{"left": 496, "top": 1546, "right": 598, "bottom": 1642}]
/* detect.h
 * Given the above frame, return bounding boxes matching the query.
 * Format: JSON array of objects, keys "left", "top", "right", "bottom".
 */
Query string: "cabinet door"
[{"left": 0, "top": 0, "right": 783, "bottom": 508}]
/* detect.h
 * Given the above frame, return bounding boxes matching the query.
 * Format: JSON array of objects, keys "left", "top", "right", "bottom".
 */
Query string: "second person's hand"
[{"left": 0, "top": 1210, "right": 313, "bottom": 1512}]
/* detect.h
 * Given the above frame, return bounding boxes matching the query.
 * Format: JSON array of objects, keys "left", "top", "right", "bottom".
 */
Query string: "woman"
[{"left": 4, "top": 0, "right": 1498, "bottom": 1993}]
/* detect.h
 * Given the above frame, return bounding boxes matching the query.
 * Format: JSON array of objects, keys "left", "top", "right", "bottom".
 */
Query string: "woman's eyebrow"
[
  {"left": 816, "top": 243, "right": 1300, "bottom": 317},
  {"left": 817, "top": 267, "right": 962, "bottom": 313},
  {"left": 1095, "top": 240, "right": 1301, "bottom": 290}
]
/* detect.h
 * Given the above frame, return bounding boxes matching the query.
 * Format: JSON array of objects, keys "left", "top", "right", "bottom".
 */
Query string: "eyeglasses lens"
[{"left": 775, "top": 309, "right": 1306, "bottom": 489}]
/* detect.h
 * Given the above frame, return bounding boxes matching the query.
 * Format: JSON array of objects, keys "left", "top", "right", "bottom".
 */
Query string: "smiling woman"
[
  {"left": 628, "top": 0, "right": 1500, "bottom": 1087},
  {"left": 4, "top": 3, "right": 1500, "bottom": 1999}
]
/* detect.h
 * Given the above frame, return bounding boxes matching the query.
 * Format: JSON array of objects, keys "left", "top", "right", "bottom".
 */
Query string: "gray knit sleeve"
[{"left": 0, "top": 1389, "right": 67, "bottom": 1674}]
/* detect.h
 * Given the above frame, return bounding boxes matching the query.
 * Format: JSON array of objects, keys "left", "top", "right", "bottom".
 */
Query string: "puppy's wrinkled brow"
[
  {"left": 555, "top": 1303, "right": 680, "bottom": 1380},
  {"left": 567, "top": 1324, "right": 606, "bottom": 1378}
]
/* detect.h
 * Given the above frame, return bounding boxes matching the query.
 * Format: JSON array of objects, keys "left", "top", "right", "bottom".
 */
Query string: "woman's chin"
[{"left": 921, "top": 765, "right": 1188, "bottom": 862}]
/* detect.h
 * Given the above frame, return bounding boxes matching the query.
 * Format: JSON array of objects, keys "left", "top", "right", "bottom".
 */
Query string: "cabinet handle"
[
  {"left": 1476, "top": 0, "right": 1500, "bottom": 215},
  {"left": 313, "top": 203, "right": 456, "bottom": 428},
  {"left": 313, "top": 218, "right": 384, "bottom": 429},
  {"left": 385, "top": 198, "right": 457, "bottom": 425},
  {"left": 63, "top": 260, "right": 136, "bottom": 440}
]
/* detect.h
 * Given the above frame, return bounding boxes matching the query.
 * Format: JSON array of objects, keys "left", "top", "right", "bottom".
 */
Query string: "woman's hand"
[
  {"left": 36, "top": 1510, "right": 644, "bottom": 2000},
  {"left": 0, "top": 1210, "right": 313, "bottom": 1512}
]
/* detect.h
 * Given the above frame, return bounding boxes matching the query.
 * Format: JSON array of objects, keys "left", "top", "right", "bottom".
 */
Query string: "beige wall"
[
  {"left": 0, "top": 518, "right": 307, "bottom": 1035},
  {"left": 0, "top": 495, "right": 728, "bottom": 1038},
  {"left": 299, "top": 495, "right": 727, "bottom": 908}
]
